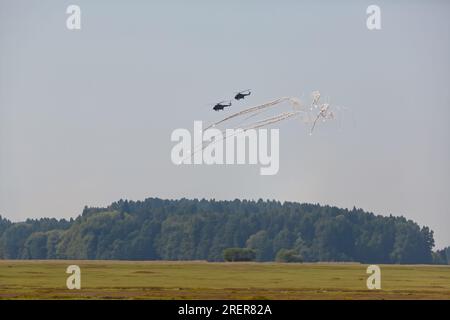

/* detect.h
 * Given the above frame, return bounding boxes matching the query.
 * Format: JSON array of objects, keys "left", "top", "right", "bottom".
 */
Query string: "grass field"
[{"left": 0, "top": 260, "right": 449, "bottom": 299}]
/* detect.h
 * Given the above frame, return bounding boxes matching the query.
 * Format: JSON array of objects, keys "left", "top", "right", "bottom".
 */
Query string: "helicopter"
[
  {"left": 234, "top": 89, "right": 251, "bottom": 101},
  {"left": 213, "top": 100, "right": 232, "bottom": 111}
]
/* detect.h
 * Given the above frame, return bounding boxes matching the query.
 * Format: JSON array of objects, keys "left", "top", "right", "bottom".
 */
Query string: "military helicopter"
[
  {"left": 234, "top": 89, "right": 251, "bottom": 101},
  {"left": 213, "top": 100, "right": 232, "bottom": 111}
]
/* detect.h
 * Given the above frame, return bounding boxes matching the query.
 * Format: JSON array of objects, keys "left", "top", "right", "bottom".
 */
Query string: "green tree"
[
  {"left": 223, "top": 248, "right": 256, "bottom": 262},
  {"left": 275, "top": 249, "right": 303, "bottom": 263},
  {"left": 246, "top": 230, "right": 272, "bottom": 261},
  {"left": 22, "top": 232, "right": 48, "bottom": 259},
  {"left": 0, "top": 198, "right": 438, "bottom": 264}
]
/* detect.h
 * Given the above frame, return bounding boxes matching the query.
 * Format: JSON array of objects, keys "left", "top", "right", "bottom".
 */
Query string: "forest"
[{"left": 0, "top": 198, "right": 448, "bottom": 264}]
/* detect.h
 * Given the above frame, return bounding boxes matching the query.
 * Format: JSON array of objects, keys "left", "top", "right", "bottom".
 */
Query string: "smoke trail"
[
  {"left": 239, "top": 98, "right": 301, "bottom": 125},
  {"left": 310, "top": 104, "right": 333, "bottom": 135},
  {"left": 310, "top": 113, "right": 322, "bottom": 134},
  {"left": 186, "top": 111, "right": 302, "bottom": 160},
  {"left": 243, "top": 111, "right": 301, "bottom": 131},
  {"left": 204, "top": 97, "right": 295, "bottom": 130},
  {"left": 185, "top": 97, "right": 298, "bottom": 159},
  {"left": 239, "top": 107, "right": 273, "bottom": 125},
  {"left": 182, "top": 92, "right": 341, "bottom": 161}
]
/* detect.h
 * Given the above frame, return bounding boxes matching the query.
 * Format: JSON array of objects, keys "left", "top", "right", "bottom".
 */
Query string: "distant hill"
[{"left": 0, "top": 198, "right": 444, "bottom": 264}]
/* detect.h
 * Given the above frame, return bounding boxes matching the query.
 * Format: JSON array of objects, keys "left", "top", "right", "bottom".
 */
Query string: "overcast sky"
[{"left": 1, "top": 0, "right": 449, "bottom": 248}]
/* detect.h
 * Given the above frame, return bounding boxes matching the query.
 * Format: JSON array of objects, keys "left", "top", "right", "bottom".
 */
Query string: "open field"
[{"left": 0, "top": 260, "right": 449, "bottom": 299}]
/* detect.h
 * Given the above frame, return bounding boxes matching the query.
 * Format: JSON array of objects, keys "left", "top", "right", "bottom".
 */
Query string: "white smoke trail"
[
  {"left": 186, "top": 111, "right": 302, "bottom": 160},
  {"left": 186, "top": 97, "right": 298, "bottom": 159},
  {"left": 240, "top": 111, "right": 301, "bottom": 131},
  {"left": 238, "top": 97, "right": 303, "bottom": 125},
  {"left": 239, "top": 112, "right": 296, "bottom": 130},
  {"left": 204, "top": 97, "right": 296, "bottom": 130},
  {"left": 183, "top": 92, "right": 341, "bottom": 161},
  {"left": 310, "top": 103, "right": 334, "bottom": 135}
]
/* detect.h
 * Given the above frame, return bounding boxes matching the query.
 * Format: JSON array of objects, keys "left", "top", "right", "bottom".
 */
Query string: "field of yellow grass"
[{"left": 0, "top": 260, "right": 449, "bottom": 299}]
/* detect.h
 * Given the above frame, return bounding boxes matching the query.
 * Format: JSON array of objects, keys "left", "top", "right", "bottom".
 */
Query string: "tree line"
[{"left": 0, "top": 198, "right": 448, "bottom": 264}]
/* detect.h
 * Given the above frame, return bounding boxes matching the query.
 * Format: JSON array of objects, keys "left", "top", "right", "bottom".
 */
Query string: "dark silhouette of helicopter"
[
  {"left": 213, "top": 101, "right": 232, "bottom": 111},
  {"left": 234, "top": 89, "right": 251, "bottom": 101}
]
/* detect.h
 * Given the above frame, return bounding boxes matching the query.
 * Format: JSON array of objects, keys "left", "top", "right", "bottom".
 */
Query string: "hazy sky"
[{"left": 1, "top": 0, "right": 449, "bottom": 248}]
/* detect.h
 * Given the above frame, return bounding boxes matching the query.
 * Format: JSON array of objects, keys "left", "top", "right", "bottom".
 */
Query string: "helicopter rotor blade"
[{"left": 235, "top": 89, "right": 251, "bottom": 94}]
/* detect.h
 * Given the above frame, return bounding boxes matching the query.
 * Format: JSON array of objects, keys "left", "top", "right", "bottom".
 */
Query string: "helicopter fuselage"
[{"left": 235, "top": 92, "right": 251, "bottom": 100}]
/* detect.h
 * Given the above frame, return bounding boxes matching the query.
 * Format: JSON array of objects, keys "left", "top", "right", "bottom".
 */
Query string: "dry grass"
[{"left": 0, "top": 260, "right": 449, "bottom": 300}]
